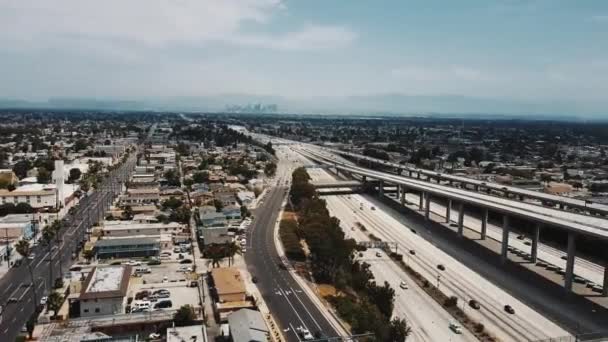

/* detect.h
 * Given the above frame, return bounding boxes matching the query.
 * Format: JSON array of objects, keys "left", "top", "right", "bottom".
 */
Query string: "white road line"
[
  {"left": 289, "top": 286, "right": 323, "bottom": 331},
  {"left": 35, "top": 252, "right": 50, "bottom": 269},
  {"left": 279, "top": 287, "right": 308, "bottom": 329}
]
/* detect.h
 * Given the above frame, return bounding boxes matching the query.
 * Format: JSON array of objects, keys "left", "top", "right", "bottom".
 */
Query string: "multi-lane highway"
[
  {"left": 245, "top": 148, "right": 339, "bottom": 341},
  {"left": 292, "top": 150, "right": 571, "bottom": 341},
  {"left": 0, "top": 151, "right": 136, "bottom": 341}
]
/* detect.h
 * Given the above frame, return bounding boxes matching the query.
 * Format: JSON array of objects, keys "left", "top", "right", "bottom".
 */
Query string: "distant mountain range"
[{"left": 0, "top": 94, "right": 605, "bottom": 121}]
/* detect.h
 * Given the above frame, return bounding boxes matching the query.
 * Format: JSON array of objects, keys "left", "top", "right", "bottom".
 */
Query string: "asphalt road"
[
  {"left": 0, "top": 153, "right": 136, "bottom": 341},
  {"left": 245, "top": 184, "right": 339, "bottom": 342}
]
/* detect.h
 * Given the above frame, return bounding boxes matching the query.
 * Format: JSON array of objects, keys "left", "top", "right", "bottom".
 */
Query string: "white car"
[
  {"left": 399, "top": 281, "right": 408, "bottom": 290},
  {"left": 177, "top": 266, "right": 193, "bottom": 273},
  {"left": 296, "top": 326, "right": 314, "bottom": 340},
  {"left": 124, "top": 260, "right": 141, "bottom": 266},
  {"left": 40, "top": 296, "right": 48, "bottom": 306},
  {"left": 449, "top": 321, "right": 463, "bottom": 334}
]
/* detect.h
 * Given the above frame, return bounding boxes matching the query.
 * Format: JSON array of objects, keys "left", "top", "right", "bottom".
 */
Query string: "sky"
[{"left": 0, "top": 0, "right": 607, "bottom": 115}]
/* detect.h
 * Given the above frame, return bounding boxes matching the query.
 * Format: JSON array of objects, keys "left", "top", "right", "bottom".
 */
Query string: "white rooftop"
[{"left": 86, "top": 266, "right": 125, "bottom": 293}]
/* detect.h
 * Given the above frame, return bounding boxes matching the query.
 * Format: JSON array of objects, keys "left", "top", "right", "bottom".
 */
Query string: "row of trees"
[{"left": 289, "top": 167, "right": 411, "bottom": 341}]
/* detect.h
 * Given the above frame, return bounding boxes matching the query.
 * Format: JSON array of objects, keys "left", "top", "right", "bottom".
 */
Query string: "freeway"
[
  {"left": 245, "top": 148, "right": 339, "bottom": 342},
  {"left": 300, "top": 147, "right": 608, "bottom": 239},
  {"left": 323, "top": 146, "right": 608, "bottom": 216},
  {"left": 0, "top": 151, "right": 136, "bottom": 341},
  {"left": 302, "top": 165, "right": 571, "bottom": 341}
]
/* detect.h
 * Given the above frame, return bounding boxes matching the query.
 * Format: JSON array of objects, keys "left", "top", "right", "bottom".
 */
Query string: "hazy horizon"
[{"left": 1, "top": 1, "right": 608, "bottom": 117}]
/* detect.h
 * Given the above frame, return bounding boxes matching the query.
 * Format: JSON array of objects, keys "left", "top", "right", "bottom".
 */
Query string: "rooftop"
[
  {"left": 80, "top": 266, "right": 131, "bottom": 300},
  {"left": 211, "top": 267, "right": 246, "bottom": 296},
  {"left": 166, "top": 325, "right": 207, "bottom": 342}
]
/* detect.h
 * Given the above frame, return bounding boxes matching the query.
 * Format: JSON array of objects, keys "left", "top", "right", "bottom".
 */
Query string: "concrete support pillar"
[
  {"left": 424, "top": 194, "right": 431, "bottom": 220},
  {"left": 362, "top": 175, "right": 367, "bottom": 183},
  {"left": 565, "top": 233, "right": 577, "bottom": 291},
  {"left": 481, "top": 209, "right": 488, "bottom": 240},
  {"left": 409, "top": 170, "right": 413, "bottom": 177},
  {"left": 445, "top": 200, "right": 452, "bottom": 223},
  {"left": 400, "top": 186, "right": 406, "bottom": 206},
  {"left": 378, "top": 180, "right": 384, "bottom": 197},
  {"left": 419, "top": 192, "right": 424, "bottom": 210},
  {"left": 501, "top": 215, "right": 510, "bottom": 263},
  {"left": 457, "top": 203, "right": 465, "bottom": 236},
  {"left": 417, "top": 173, "right": 421, "bottom": 179},
  {"left": 531, "top": 223, "right": 541, "bottom": 263},
  {"left": 474, "top": 185, "right": 479, "bottom": 191},
  {"left": 559, "top": 203, "right": 564, "bottom": 210},
  {"left": 519, "top": 195, "right": 525, "bottom": 201},
  {"left": 603, "top": 263, "right": 608, "bottom": 297}
]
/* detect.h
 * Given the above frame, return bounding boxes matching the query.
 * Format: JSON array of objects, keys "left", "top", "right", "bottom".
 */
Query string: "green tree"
[
  {"left": 37, "top": 167, "right": 52, "bottom": 184},
  {"left": 389, "top": 318, "right": 412, "bottom": 342},
  {"left": 47, "top": 291, "right": 63, "bottom": 317},
  {"left": 12, "top": 160, "right": 31, "bottom": 179},
  {"left": 15, "top": 239, "right": 38, "bottom": 313},
  {"left": 162, "top": 197, "right": 183, "bottom": 210},
  {"left": 42, "top": 226, "right": 56, "bottom": 287},
  {"left": 264, "top": 161, "right": 277, "bottom": 177},
  {"left": 68, "top": 168, "right": 82, "bottom": 183},
  {"left": 15, "top": 202, "right": 34, "bottom": 214},
  {"left": 173, "top": 305, "right": 196, "bottom": 326},
  {"left": 213, "top": 199, "right": 223, "bottom": 212},
  {"left": 122, "top": 205, "right": 134, "bottom": 220},
  {"left": 192, "top": 171, "right": 209, "bottom": 184}
]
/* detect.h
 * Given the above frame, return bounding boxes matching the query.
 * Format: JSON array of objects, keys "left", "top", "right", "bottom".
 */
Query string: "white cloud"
[
  {"left": 0, "top": 0, "right": 354, "bottom": 52},
  {"left": 228, "top": 25, "right": 357, "bottom": 50}
]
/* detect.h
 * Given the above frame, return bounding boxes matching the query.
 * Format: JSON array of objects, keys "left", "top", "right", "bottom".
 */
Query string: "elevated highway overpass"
[
  {"left": 320, "top": 147, "right": 608, "bottom": 217},
  {"left": 298, "top": 147, "right": 608, "bottom": 295}
]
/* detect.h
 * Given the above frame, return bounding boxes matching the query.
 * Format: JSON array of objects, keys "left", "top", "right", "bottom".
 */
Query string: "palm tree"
[
  {"left": 226, "top": 242, "right": 241, "bottom": 267},
  {"left": 41, "top": 226, "right": 55, "bottom": 288},
  {"left": 15, "top": 239, "right": 38, "bottom": 313},
  {"left": 50, "top": 220, "right": 64, "bottom": 280}
]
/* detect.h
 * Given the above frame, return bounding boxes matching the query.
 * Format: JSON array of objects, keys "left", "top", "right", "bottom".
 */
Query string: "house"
[
  {"left": 236, "top": 191, "right": 255, "bottom": 206},
  {"left": 211, "top": 268, "right": 255, "bottom": 321},
  {"left": 101, "top": 222, "right": 183, "bottom": 237},
  {"left": 216, "top": 193, "right": 237, "bottom": 207},
  {"left": 200, "top": 226, "right": 231, "bottom": 246},
  {"left": 212, "top": 267, "right": 247, "bottom": 302},
  {"left": 123, "top": 187, "right": 160, "bottom": 204},
  {"left": 222, "top": 205, "right": 242, "bottom": 220},
  {"left": 79, "top": 266, "right": 131, "bottom": 317},
  {"left": 0, "top": 183, "right": 58, "bottom": 209},
  {"left": 0, "top": 214, "right": 39, "bottom": 241},
  {"left": 94, "top": 236, "right": 160, "bottom": 259},
  {"left": 199, "top": 211, "right": 227, "bottom": 228},
  {"left": 228, "top": 309, "right": 269, "bottom": 342},
  {"left": 166, "top": 325, "right": 208, "bottom": 342}
]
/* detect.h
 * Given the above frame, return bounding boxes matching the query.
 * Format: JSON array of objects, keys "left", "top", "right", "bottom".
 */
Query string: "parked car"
[
  {"left": 124, "top": 260, "right": 141, "bottom": 266},
  {"left": 252, "top": 276, "right": 258, "bottom": 283},
  {"left": 40, "top": 296, "right": 48, "bottom": 306},
  {"left": 399, "top": 281, "right": 408, "bottom": 289},
  {"left": 148, "top": 259, "right": 161, "bottom": 265},
  {"left": 468, "top": 299, "right": 481, "bottom": 310},
  {"left": 179, "top": 259, "right": 193, "bottom": 264},
  {"left": 135, "top": 291, "right": 150, "bottom": 300},
  {"left": 504, "top": 305, "right": 515, "bottom": 314},
  {"left": 376, "top": 252, "right": 382, "bottom": 257},
  {"left": 154, "top": 300, "right": 173, "bottom": 309},
  {"left": 437, "top": 264, "right": 446, "bottom": 271},
  {"left": 409, "top": 250, "right": 416, "bottom": 255}
]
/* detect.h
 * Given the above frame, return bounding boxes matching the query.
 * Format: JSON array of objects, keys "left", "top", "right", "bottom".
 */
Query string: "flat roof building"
[{"left": 79, "top": 266, "right": 131, "bottom": 317}]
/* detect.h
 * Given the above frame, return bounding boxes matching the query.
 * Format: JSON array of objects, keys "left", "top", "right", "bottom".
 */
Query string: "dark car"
[
  {"left": 179, "top": 259, "right": 193, "bottom": 264},
  {"left": 148, "top": 259, "right": 161, "bottom": 265},
  {"left": 154, "top": 300, "right": 173, "bottom": 309},
  {"left": 410, "top": 229, "right": 417, "bottom": 234},
  {"left": 135, "top": 290, "right": 150, "bottom": 300},
  {"left": 437, "top": 264, "right": 445, "bottom": 271},
  {"left": 469, "top": 299, "right": 481, "bottom": 310},
  {"left": 252, "top": 276, "right": 258, "bottom": 283},
  {"left": 504, "top": 305, "right": 515, "bottom": 314},
  {"left": 409, "top": 250, "right": 416, "bottom": 255}
]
